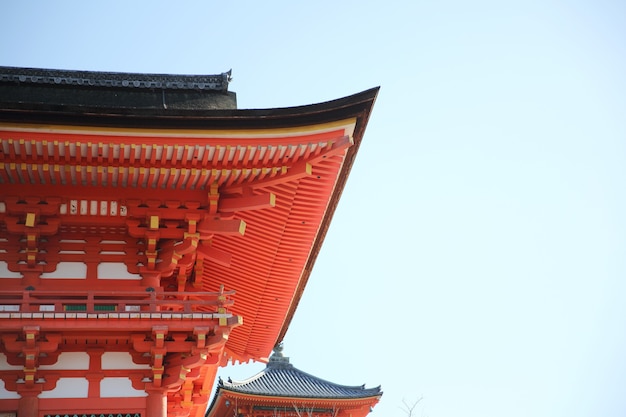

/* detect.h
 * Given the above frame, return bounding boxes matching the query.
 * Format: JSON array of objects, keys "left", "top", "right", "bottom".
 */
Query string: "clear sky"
[{"left": 2, "top": 1, "right": 625, "bottom": 416}]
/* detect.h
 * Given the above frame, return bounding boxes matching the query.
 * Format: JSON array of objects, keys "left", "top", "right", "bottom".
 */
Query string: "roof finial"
[
  {"left": 268, "top": 343, "right": 291, "bottom": 367},
  {"left": 273, "top": 343, "right": 284, "bottom": 356}
]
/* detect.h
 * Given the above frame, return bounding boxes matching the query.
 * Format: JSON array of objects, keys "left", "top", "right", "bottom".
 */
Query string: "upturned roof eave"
[
  {"left": 219, "top": 363, "right": 382, "bottom": 399},
  {"left": 206, "top": 388, "right": 381, "bottom": 417},
  {"left": 274, "top": 88, "right": 378, "bottom": 345},
  {"left": 217, "top": 386, "right": 383, "bottom": 402},
  {"left": 0, "top": 83, "right": 379, "bottom": 131}
]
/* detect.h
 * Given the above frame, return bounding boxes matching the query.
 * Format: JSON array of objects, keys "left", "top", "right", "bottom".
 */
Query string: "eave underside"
[
  {"left": 0, "top": 88, "right": 378, "bottom": 364},
  {"left": 208, "top": 389, "right": 381, "bottom": 417}
]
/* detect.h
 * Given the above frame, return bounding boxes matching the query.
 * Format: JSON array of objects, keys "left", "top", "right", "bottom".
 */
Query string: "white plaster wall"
[
  {"left": 101, "top": 352, "right": 150, "bottom": 370},
  {"left": 38, "top": 378, "right": 88, "bottom": 398},
  {"left": 40, "top": 262, "right": 87, "bottom": 279},
  {"left": 0, "top": 353, "right": 22, "bottom": 370},
  {"left": 39, "top": 352, "right": 89, "bottom": 370},
  {"left": 0, "top": 380, "right": 20, "bottom": 399},
  {"left": 97, "top": 262, "right": 141, "bottom": 280},
  {"left": 0, "top": 261, "right": 22, "bottom": 278},
  {"left": 100, "top": 377, "right": 147, "bottom": 397}
]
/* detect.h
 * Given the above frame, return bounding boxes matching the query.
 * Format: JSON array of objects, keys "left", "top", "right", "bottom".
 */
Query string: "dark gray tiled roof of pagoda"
[
  {"left": 0, "top": 66, "right": 237, "bottom": 111},
  {"left": 0, "top": 66, "right": 231, "bottom": 91},
  {"left": 219, "top": 346, "right": 382, "bottom": 399}
]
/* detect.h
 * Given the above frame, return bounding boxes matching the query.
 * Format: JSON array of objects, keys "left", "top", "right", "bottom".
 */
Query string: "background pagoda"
[{"left": 207, "top": 345, "right": 382, "bottom": 417}]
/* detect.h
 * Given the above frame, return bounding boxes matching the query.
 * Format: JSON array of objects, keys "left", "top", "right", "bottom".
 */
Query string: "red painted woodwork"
[
  {"left": 0, "top": 122, "right": 358, "bottom": 363},
  {"left": 38, "top": 397, "right": 145, "bottom": 416},
  {"left": 18, "top": 393, "right": 38, "bottom": 416},
  {"left": 0, "top": 83, "right": 378, "bottom": 416},
  {"left": 146, "top": 389, "right": 167, "bottom": 417},
  {"left": 208, "top": 392, "right": 379, "bottom": 417}
]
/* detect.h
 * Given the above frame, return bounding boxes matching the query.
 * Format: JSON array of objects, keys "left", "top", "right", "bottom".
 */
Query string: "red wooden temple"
[
  {"left": 206, "top": 345, "right": 381, "bottom": 417},
  {"left": 0, "top": 67, "right": 378, "bottom": 417}
]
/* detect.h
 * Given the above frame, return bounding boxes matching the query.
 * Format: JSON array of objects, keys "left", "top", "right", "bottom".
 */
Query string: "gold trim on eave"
[{"left": 0, "top": 118, "right": 357, "bottom": 139}]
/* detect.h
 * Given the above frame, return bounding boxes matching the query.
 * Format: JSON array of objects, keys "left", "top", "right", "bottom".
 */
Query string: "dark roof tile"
[
  {"left": 220, "top": 346, "right": 381, "bottom": 399},
  {"left": 0, "top": 66, "right": 231, "bottom": 91}
]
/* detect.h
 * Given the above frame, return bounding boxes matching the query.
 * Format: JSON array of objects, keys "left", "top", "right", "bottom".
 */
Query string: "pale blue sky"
[{"left": 2, "top": 1, "right": 625, "bottom": 416}]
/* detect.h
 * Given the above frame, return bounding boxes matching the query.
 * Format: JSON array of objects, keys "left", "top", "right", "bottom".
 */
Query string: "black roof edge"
[{"left": 0, "top": 86, "right": 380, "bottom": 130}]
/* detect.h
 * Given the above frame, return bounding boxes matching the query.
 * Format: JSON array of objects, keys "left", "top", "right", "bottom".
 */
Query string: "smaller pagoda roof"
[{"left": 217, "top": 345, "right": 382, "bottom": 400}]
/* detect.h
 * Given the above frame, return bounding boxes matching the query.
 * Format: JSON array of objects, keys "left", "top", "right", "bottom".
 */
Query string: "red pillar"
[
  {"left": 17, "top": 392, "right": 38, "bottom": 416},
  {"left": 141, "top": 271, "right": 162, "bottom": 292},
  {"left": 21, "top": 270, "right": 40, "bottom": 291},
  {"left": 146, "top": 388, "right": 167, "bottom": 417}
]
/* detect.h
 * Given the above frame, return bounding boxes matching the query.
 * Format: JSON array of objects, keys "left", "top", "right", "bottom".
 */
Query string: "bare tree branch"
[{"left": 400, "top": 396, "right": 423, "bottom": 417}]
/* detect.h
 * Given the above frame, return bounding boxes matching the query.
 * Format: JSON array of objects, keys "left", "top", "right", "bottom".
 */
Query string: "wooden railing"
[{"left": 0, "top": 288, "right": 234, "bottom": 314}]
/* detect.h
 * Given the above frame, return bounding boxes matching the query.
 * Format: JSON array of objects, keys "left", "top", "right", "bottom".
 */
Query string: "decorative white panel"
[
  {"left": 0, "top": 261, "right": 22, "bottom": 278},
  {"left": 0, "top": 353, "right": 22, "bottom": 370},
  {"left": 97, "top": 263, "right": 141, "bottom": 280},
  {"left": 0, "top": 380, "right": 19, "bottom": 399},
  {"left": 38, "top": 378, "right": 88, "bottom": 398},
  {"left": 101, "top": 352, "right": 150, "bottom": 370},
  {"left": 100, "top": 378, "right": 147, "bottom": 397},
  {"left": 40, "top": 262, "right": 87, "bottom": 279},
  {"left": 39, "top": 352, "right": 89, "bottom": 370}
]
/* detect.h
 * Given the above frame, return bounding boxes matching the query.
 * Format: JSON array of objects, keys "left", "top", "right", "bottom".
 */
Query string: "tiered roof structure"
[
  {"left": 0, "top": 66, "right": 378, "bottom": 417},
  {"left": 207, "top": 346, "right": 381, "bottom": 417}
]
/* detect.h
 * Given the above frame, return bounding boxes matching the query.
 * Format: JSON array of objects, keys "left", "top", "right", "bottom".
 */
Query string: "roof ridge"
[
  {"left": 0, "top": 66, "right": 232, "bottom": 91},
  {"left": 222, "top": 359, "right": 381, "bottom": 399}
]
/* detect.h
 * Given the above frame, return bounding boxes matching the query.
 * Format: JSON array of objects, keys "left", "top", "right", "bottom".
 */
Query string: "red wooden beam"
[{"left": 218, "top": 192, "right": 276, "bottom": 213}]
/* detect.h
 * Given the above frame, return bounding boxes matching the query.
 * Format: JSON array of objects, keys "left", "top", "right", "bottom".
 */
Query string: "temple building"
[
  {"left": 206, "top": 345, "right": 381, "bottom": 417},
  {"left": 0, "top": 66, "right": 379, "bottom": 417}
]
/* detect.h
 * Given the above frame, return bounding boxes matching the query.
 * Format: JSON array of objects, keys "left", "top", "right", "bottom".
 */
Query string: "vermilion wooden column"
[
  {"left": 146, "top": 388, "right": 167, "bottom": 417},
  {"left": 17, "top": 392, "right": 38, "bottom": 416}
]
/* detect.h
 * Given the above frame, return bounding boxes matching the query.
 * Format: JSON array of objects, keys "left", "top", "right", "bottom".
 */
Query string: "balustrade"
[{"left": 0, "top": 289, "right": 234, "bottom": 314}]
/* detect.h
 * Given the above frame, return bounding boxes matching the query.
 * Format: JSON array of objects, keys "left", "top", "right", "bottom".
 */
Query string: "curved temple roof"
[{"left": 220, "top": 346, "right": 382, "bottom": 399}]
